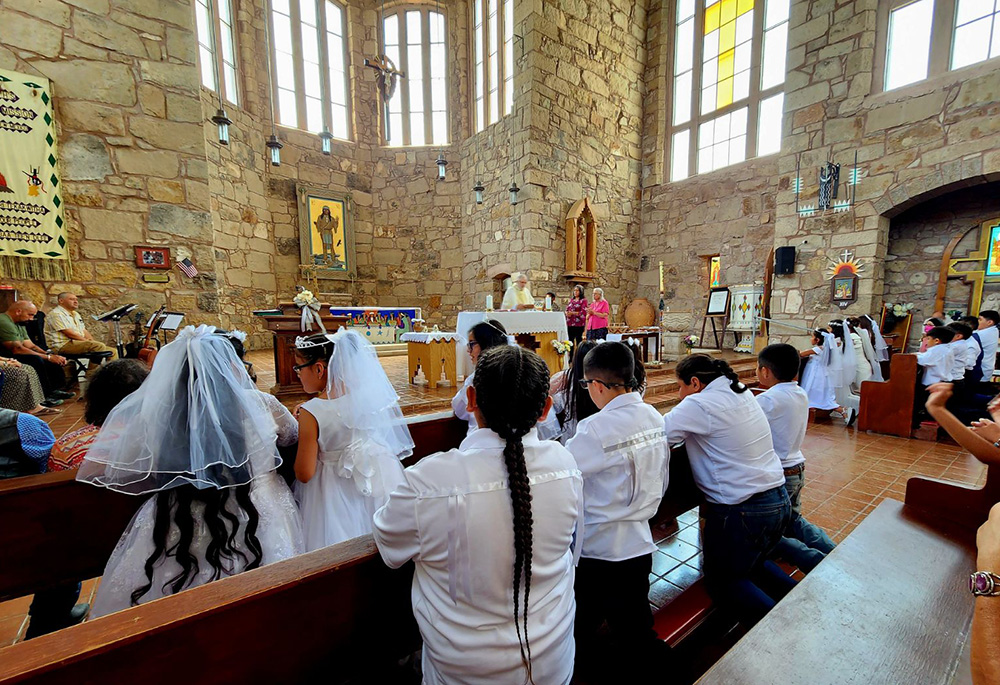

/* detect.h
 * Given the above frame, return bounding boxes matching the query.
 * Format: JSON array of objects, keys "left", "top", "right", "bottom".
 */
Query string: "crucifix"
[{"left": 364, "top": 55, "right": 405, "bottom": 140}]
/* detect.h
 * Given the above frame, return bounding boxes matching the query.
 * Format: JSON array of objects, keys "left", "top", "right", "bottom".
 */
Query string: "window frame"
[
  {"left": 194, "top": 0, "right": 241, "bottom": 105},
  {"left": 380, "top": 4, "right": 450, "bottom": 147},
  {"left": 267, "top": 0, "right": 353, "bottom": 140},
  {"left": 471, "top": 0, "right": 514, "bottom": 132},
  {"left": 666, "top": 0, "right": 789, "bottom": 181}
]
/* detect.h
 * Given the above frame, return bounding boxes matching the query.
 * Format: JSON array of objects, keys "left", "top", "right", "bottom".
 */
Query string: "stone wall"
[{"left": 0, "top": 0, "right": 219, "bottom": 337}]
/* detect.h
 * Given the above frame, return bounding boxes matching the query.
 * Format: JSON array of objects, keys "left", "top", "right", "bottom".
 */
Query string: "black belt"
[{"left": 783, "top": 463, "right": 805, "bottom": 476}]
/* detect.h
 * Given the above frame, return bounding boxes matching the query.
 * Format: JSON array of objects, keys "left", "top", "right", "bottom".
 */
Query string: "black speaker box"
[{"left": 775, "top": 246, "right": 796, "bottom": 275}]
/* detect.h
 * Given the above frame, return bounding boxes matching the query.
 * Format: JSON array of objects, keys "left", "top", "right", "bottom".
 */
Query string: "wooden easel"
[{"left": 701, "top": 286, "right": 730, "bottom": 350}]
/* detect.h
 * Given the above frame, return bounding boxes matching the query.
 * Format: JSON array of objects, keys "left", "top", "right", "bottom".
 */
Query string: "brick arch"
[{"left": 874, "top": 167, "right": 1000, "bottom": 219}]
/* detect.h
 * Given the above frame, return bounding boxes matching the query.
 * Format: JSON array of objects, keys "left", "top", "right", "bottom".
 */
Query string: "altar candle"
[
  {"left": 545, "top": 295, "right": 552, "bottom": 310},
  {"left": 659, "top": 261, "right": 664, "bottom": 293},
  {"left": 486, "top": 295, "right": 494, "bottom": 310}
]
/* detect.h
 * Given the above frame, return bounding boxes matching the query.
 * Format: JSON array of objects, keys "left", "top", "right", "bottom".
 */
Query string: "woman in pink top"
[{"left": 585, "top": 287, "right": 610, "bottom": 340}]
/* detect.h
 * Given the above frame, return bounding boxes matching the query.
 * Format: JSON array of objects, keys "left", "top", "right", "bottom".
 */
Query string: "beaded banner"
[{"left": 0, "top": 68, "right": 69, "bottom": 279}]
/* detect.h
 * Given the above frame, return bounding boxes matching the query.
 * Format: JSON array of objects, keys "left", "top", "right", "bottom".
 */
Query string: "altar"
[
  {"left": 253, "top": 303, "right": 349, "bottom": 397},
  {"left": 455, "top": 310, "right": 568, "bottom": 376}
]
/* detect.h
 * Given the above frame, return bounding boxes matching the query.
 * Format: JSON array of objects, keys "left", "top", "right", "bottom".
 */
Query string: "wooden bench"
[
  {"left": 696, "top": 464, "right": 999, "bottom": 684},
  {"left": 858, "top": 353, "right": 919, "bottom": 438},
  {"left": 0, "top": 417, "right": 710, "bottom": 683}
]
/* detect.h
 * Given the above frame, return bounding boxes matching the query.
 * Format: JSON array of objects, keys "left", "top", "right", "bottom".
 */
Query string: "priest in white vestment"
[{"left": 501, "top": 273, "right": 535, "bottom": 310}]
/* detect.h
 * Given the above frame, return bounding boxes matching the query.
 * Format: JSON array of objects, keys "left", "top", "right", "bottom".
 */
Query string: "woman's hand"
[
  {"left": 972, "top": 418, "right": 1000, "bottom": 444},
  {"left": 925, "top": 382, "right": 953, "bottom": 410},
  {"left": 987, "top": 395, "right": 1000, "bottom": 424}
]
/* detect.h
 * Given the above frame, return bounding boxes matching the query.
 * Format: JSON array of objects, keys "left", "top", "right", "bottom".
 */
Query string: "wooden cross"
[{"left": 364, "top": 54, "right": 405, "bottom": 138}]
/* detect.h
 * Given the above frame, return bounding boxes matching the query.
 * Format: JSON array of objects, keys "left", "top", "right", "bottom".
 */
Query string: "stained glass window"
[{"left": 670, "top": 0, "right": 789, "bottom": 181}]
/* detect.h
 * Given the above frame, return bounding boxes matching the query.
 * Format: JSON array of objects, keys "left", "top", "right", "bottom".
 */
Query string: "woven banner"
[{"left": 0, "top": 68, "right": 69, "bottom": 280}]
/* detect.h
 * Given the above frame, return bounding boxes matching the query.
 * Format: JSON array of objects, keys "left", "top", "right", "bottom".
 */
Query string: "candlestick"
[{"left": 486, "top": 295, "right": 494, "bottom": 311}]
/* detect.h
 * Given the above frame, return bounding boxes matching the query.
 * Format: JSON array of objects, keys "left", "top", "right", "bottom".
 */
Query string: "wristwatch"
[{"left": 970, "top": 571, "right": 1000, "bottom": 596}]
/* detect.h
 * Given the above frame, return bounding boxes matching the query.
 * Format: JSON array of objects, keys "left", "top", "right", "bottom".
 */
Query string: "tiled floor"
[{"left": 0, "top": 349, "right": 989, "bottom": 649}]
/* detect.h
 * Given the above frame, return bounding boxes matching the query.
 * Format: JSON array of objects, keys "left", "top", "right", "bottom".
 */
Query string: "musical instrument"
[{"left": 138, "top": 305, "right": 165, "bottom": 367}]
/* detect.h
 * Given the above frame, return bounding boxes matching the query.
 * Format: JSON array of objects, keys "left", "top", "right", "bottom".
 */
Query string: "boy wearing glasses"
[{"left": 565, "top": 342, "right": 672, "bottom": 678}]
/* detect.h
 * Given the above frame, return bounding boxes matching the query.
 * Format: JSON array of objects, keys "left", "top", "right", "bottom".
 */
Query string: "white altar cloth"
[{"left": 455, "top": 311, "right": 569, "bottom": 375}]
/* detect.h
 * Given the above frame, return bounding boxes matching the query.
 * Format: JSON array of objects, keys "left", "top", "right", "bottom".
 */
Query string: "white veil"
[
  {"left": 856, "top": 323, "right": 884, "bottom": 382},
  {"left": 835, "top": 321, "right": 857, "bottom": 390},
  {"left": 324, "top": 327, "right": 414, "bottom": 459},
  {"left": 77, "top": 325, "right": 281, "bottom": 495},
  {"left": 866, "top": 314, "right": 890, "bottom": 362},
  {"left": 820, "top": 331, "right": 842, "bottom": 387}
]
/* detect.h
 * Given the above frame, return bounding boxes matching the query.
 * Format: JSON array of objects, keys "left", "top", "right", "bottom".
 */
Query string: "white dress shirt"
[
  {"left": 965, "top": 336, "right": 982, "bottom": 371},
  {"left": 947, "top": 340, "right": 968, "bottom": 381},
  {"left": 451, "top": 373, "right": 478, "bottom": 434},
  {"left": 373, "top": 428, "right": 582, "bottom": 685},
  {"left": 662, "top": 377, "right": 785, "bottom": 506},
  {"left": 565, "top": 392, "right": 670, "bottom": 561},
  {"left": 916, "top": 343, "right": 952, "bottom": 386},
  {"left": 978, "top": 325, "right": 999, "bottom": 379},
  {"left": 755, "top": 382, "right": 808, "bottom": 469}
]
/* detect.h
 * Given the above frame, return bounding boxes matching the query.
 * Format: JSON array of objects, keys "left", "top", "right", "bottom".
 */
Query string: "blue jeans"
[
  {"left": 773, "top": 466, "right": 836, "bottom": 573},
  {"left": 702, "top": 486, "right": 796, "bottom": 626}
]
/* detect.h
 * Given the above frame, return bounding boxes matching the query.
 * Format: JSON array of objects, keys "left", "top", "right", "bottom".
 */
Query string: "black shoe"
[
  {"left": 24, "top": 603, "right": 90, "bottom": 639},
  {"left": 68, "top": 603, "right": 90, "bottom": 623},
  {"left": 50, "top": 390, "right": 75, "bottom": 400},
  {"left": 846, "top": 408, "right": 858, "bottom": 427},
  {"left": 41, "top": 398, "right": 64, "bottom": 408}
]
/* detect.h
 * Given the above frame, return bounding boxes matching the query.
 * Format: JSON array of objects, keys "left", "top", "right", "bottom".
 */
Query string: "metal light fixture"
[
  {"left": 319, "top": 128, "right": 333, "bottom": 155},
  {"left": 211, "top": 108, "right": 232, "bottom": 146},
  {"left": 509, "top": 179, "right": 520, "bottom": 206},
  {"left": 473, "top": 180, "right": 485, "bottom": 205},
  {"left": 266, "top": 134, "right": 283, "bottom": 166},
  {"left": 436, "top": 152, "right": 448, "bottom": 180}
]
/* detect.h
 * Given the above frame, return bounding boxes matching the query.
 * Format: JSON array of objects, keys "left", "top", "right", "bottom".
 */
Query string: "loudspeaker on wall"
[{"left": 775, "top": 246, "right": 795, "bottom": 274}]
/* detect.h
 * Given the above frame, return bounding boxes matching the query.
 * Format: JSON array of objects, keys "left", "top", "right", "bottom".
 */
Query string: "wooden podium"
[{"left": 254, "top": 303, "right": 349, "bottom": 398}]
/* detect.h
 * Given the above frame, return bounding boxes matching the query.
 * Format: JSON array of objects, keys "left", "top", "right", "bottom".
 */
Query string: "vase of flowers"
[
  {"left": 883, "top": 302, "right": 914, "bottom": 331},
  {"left": 683, "top": 334, "right": 699, "bottom": 353}
]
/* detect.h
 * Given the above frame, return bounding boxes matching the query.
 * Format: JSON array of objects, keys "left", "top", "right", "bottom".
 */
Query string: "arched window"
[
  {"left": 269, "top": 0, "right": 351, "bottom": 140},
  {"left": 879, "top": 0, "right": 1000, "bottom": 92},
  {"left": 472, "top": 0, "right": 514, "bottom": 131},
  {"left": 382, "top": 6, "right": 449, "bottom": 146},
  {"left": 668, "top": 0, "right": 790, "bottom": 181},
  {"left": 194, "top": 0, "right": 239, "bottom": 104}
]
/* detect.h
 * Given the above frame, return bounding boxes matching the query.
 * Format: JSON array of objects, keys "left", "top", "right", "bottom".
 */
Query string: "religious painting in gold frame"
[
  {"left": 936, "top": 217, "right": 1000, "bottom": 317},
  {"left": 297, "top": 185, "right": 356, "bottom": 281},
  {"left": 987, "top": 223, "right": 1000, "bottom": 277},
  {"left": 709, "top": 255, "right": 721, "bottom": 288}
]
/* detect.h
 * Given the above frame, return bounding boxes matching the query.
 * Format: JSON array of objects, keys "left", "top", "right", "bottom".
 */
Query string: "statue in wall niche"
[{"left": 564, "top": 197, "right": 598, "bottom": 283}]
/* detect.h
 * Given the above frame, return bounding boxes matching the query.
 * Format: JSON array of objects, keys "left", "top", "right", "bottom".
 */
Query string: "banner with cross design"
[{"left": 0, "top": 68, "right": 69, "bottom": 280}]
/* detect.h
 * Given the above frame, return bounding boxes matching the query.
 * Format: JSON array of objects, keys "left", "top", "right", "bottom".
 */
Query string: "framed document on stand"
[{"left": 701, "top": 287, "right": 730, "bottom": 349}]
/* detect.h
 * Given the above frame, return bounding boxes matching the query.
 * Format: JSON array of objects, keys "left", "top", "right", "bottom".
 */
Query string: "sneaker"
[
  {"left": 41, "top": 398, "right": 64, "bottom": 408},
  {"left": 50, "top": 390, "right": 75, "bottom": 400}
]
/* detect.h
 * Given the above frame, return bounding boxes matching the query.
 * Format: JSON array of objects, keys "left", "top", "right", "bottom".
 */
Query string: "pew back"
[{"left": 858, "top": 353, "right": 919, "bottom": 438}]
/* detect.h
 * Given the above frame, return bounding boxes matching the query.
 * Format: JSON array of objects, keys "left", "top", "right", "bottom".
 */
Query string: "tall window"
[
  {"left": 194, "top": 0, "right": 239, "bottom": 104},
  {"left": 473, "top": 0, "right": 514, "bottom": 132},
  {"left": 269, "top": 0, "right": 351, "bottom": 140},
  {"left": 382, "top": 6, "right": 448, "bottom": 146},
  {"left": 669, "top": 0, "right": 790, "bottom": 181},
  {"left": 882, "top": 0, "right": 1000, "bottom": 92}
]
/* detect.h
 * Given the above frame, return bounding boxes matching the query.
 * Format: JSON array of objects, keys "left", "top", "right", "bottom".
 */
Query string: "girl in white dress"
[
  {"left": 453, "top": 319, "right": 510, "bottom": 434},
  {"left": 293, "top": 329, "right": 413, "bottom": 551},
  {"left": 799, "top": 329, "right": 847, "bottom": 420},
  {"left": 374, "top": 345, "right": 582, "bottom": 685},
  {"left": 830, "top": 321, "right": 860, "bottom": 424},
  {"left": 78, "top": 325, "right": 304, "bottom": 618}
]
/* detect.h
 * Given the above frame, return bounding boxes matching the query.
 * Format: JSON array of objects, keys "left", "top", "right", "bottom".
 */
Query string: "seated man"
[
  {"left": 0, "top": 300, "right": 72, "bottom": 403},
  {"left": 46, "top": 292, "right": 117, "bottom": 376}
]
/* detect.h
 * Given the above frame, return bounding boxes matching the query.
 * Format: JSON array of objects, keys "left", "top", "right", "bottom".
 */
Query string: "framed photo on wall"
[
  {"left": 706, "top": 287, "right": 730, "bottom": 316},
  {"left": 135, "top": 246, "right": 171, "bottom": 269},
  {"left": 297, "top": 186, "right": 356, "bottom": 281}
]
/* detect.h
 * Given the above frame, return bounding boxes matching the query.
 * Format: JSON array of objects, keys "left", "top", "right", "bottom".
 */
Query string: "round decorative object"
[{"left": 623, "top": 298, "right": 656, "bottom": 329}]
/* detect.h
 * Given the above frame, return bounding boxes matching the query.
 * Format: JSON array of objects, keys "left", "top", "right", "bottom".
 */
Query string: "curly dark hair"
[
  {"left": 84, "top": 359, "right": 149, "bottom": 427},
  {"left": 675, "top": 353, "right": 748, "bottom": 394},
  {"left": 473, "top": 345, "right": 550, "bottom": 683}
]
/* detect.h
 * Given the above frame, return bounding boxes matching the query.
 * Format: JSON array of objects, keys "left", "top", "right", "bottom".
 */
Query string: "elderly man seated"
[
  {"left": 0, "top": 300, "right": 73, "bottom": 403},
  {"left": 46, "top": 293, "right": 117, "bottom": 376}
]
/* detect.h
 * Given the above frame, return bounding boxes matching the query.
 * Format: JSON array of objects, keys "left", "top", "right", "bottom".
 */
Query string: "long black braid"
[
  {"left": 473, "top": 345, "right": 550, "bottom": 684},
  {"left": 675, "top": 353, "right": 748, "bottom": 394}
]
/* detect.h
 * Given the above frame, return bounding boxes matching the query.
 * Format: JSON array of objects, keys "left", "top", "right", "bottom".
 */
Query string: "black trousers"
[
  {"left": 575, "top": 554, "right": 670, "bottom": 678},
  {"left": 13, "top": 354, "right": 65, "bottom": 396},
  {"left": 25, "top": 582, "right": 81, "bottom": 639},
  {"left": 568, "top": 325, "right": 584, "bottom": 348}
]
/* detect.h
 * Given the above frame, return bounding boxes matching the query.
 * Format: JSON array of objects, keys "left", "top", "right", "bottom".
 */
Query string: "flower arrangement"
[
  {"left": 293, "top": 287, "right": 326, "bottom": 333},
  {"left": 883, "top": 301, "right": 914, "bottom": 330},
  {"left": 683, "top": 334, "right": 699, "bottom": 349},
  {"left": 552, "top": 339, "right": 573, "bottom": 355}
]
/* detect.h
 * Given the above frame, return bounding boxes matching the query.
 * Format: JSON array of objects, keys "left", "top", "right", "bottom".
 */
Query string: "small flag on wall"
[{"left": 177, "top": 257, "right": 198, "bottom": 278}]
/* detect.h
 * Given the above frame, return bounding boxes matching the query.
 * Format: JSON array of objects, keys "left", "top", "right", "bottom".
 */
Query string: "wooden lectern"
[{"left": 254, "top": 303, "right": 349, "bottom": 398}]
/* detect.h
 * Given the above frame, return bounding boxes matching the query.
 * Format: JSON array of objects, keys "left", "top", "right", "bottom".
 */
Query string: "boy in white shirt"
[
  {"left": 945, "top": 323, "right": 971, "bottom": 382},
  {"left": 976, "top": 310, "right": 1000, "bottom": 386},
  {"left": 756, "top": 344, "right": 836, "bottom": 573},
  {"left": 916, "top": 326, "right": 955, "bottom": 387},
  {"left": 565, "top": 342, "right": 671, "bottom": 677}
]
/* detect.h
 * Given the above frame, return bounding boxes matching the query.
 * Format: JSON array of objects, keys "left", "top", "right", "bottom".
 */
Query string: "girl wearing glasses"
[
  {"left": 452, "top": 319, "right": 509, "bottom": 434},
  {"left": 292, "top": 329, "right": 413, "bottom": 551}
]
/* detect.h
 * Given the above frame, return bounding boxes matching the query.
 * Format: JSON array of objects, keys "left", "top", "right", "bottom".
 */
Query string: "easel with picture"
[{"left": 700, "top": 287, "right": 730, "bottom": 350}]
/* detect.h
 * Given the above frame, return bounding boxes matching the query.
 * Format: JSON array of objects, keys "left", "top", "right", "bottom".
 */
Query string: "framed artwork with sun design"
[{"left": 829, "top": 249, "right": 864, "bottom": 309}]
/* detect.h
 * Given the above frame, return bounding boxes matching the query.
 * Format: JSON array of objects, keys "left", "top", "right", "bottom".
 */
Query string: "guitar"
[
  {"left": 138, "top": 305, "right": 165, "bottom": 367},
  {"left": 125, "top": 311, "right": 144, "bottom": 358}
]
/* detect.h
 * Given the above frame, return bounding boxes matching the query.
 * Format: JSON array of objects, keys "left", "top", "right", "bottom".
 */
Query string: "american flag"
[{"left": 177, "top": 258, "right": 198, "bottom": 278}]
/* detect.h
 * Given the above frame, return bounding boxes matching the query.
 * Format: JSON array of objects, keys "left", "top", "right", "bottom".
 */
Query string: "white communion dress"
[
  {"left": 296, "top": 396, "right": 407, "bottom": 551},
  {"left": 800, "top": 347, "right": 839, "bottom": 411},
  {"left": 91, "top": 472, "right": 304, "bottom": 618}
]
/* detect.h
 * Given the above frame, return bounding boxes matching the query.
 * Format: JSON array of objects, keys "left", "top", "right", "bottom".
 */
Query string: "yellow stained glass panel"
[
  {"left": 717, "top": 76, "right": 734, "bottom": 108},
  {"left": 718, "top": 48, "right": 735, "bottom": 81},
  {"left": 705, "top": 2, "right": 721, "bottom": 33},
  {"left": 719, "top": 19, "right": 736, "bottom": 52},
  {"left": 737, "top": 0, "right": 754, "bottom": 15},
  {"left": 721, "top": 0, "right": 737, "bottom": 24}
]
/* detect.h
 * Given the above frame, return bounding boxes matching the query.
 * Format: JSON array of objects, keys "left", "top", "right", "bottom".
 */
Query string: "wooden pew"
[
  {"left": 858, "top": 353, "right": 919, "bottom": 438},
  {"left": 0, "top": 416, "right": 707, "bottom": 684},
  {"left": 696, "top": 464, "right": 999, "bottom": 684}
]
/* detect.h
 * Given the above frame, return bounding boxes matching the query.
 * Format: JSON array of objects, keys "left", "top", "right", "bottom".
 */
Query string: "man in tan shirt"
[{"left": 46, "top": 293, "right": 117, "bottom": 376}]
